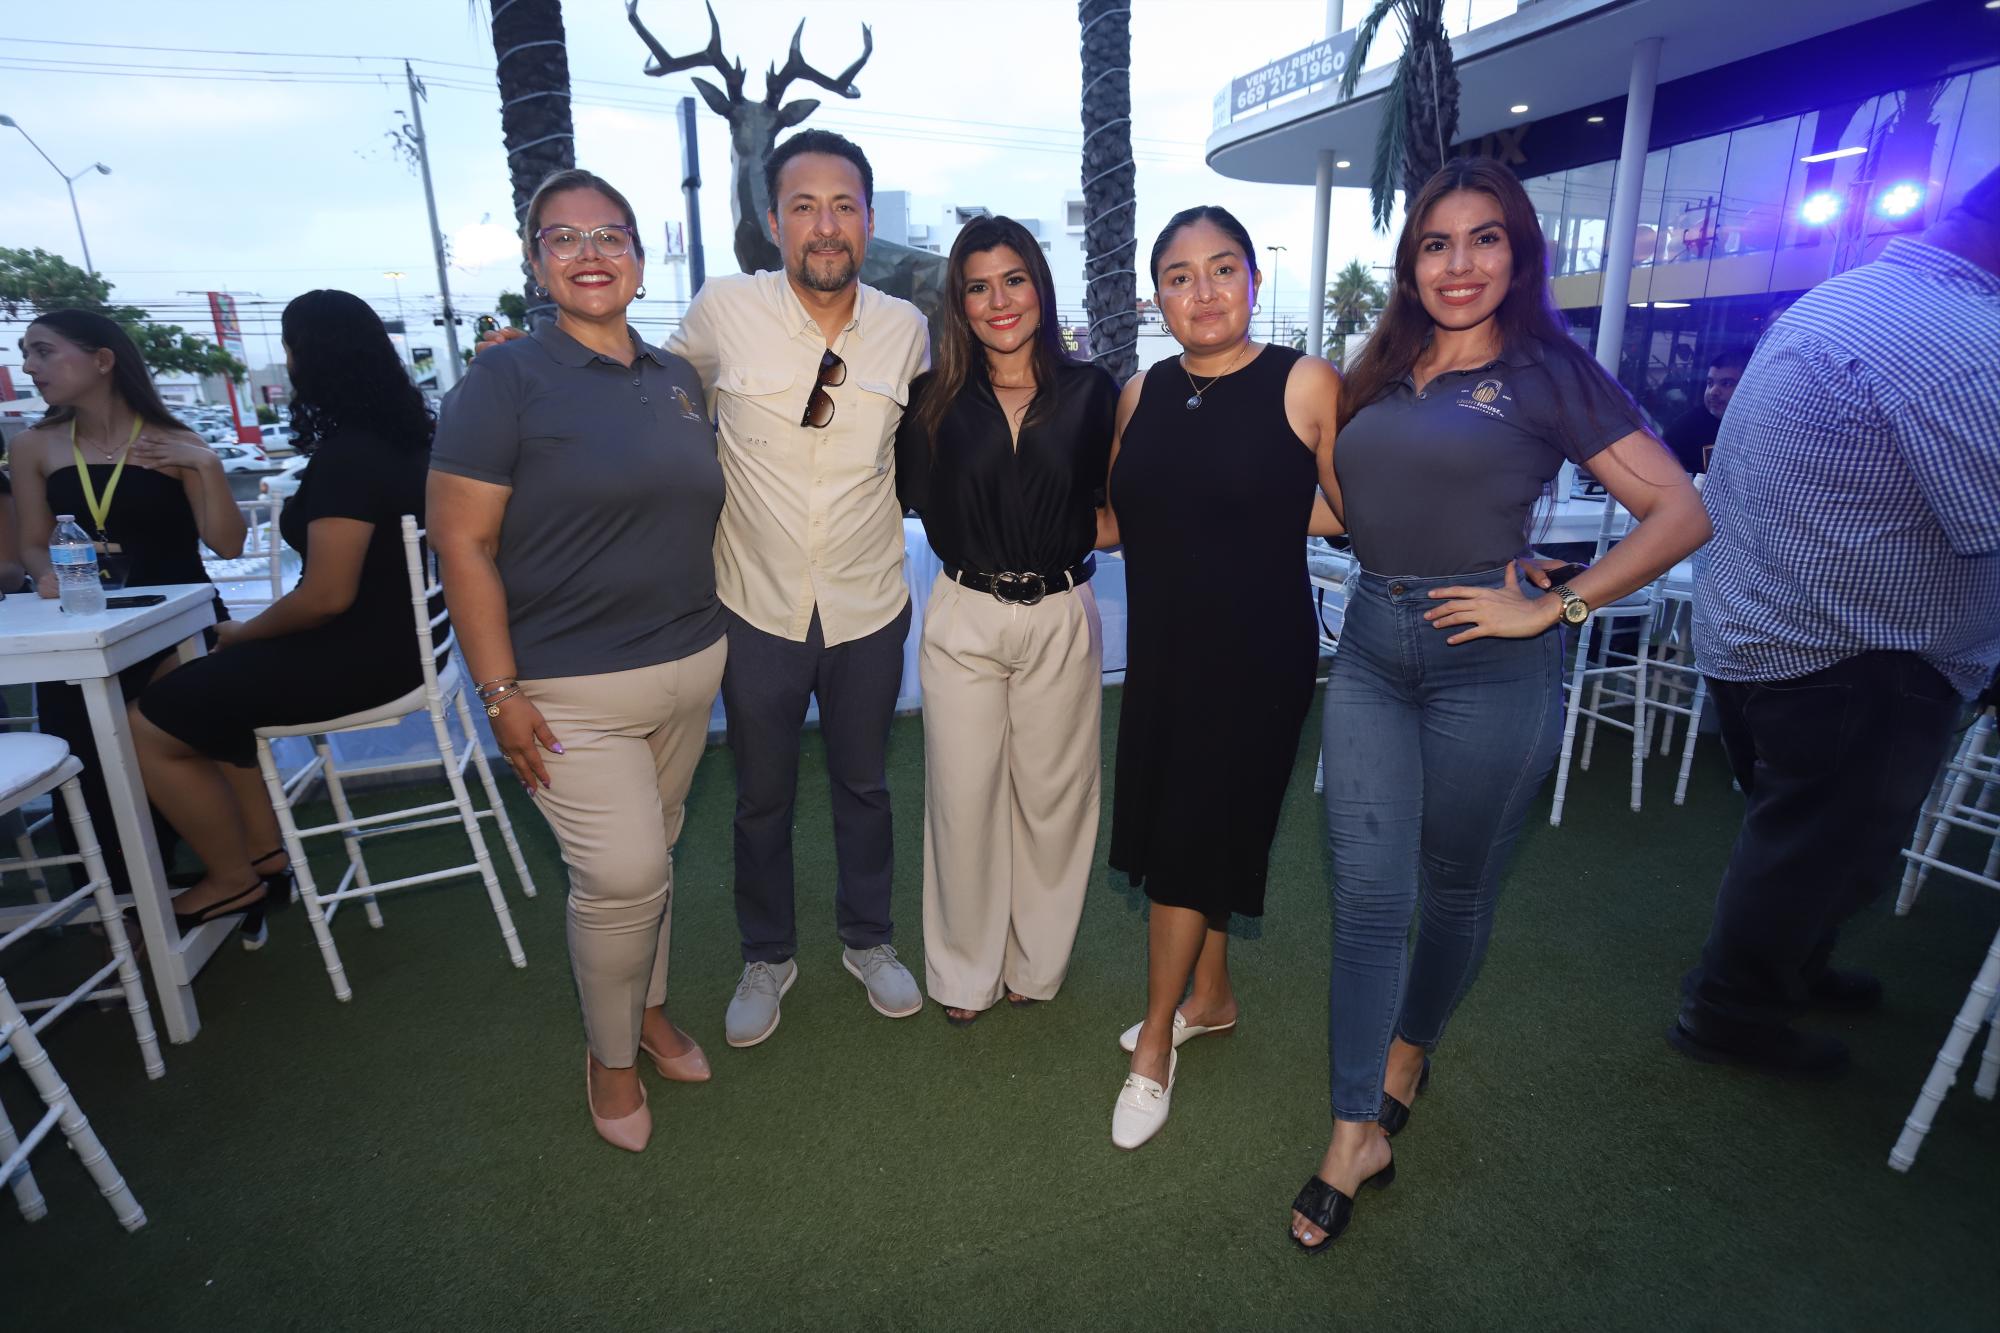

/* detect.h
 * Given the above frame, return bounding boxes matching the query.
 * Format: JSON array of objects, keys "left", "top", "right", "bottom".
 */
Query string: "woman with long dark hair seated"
[
  {"left": 131, "top": 289, "right": 433, "bottom": 945},
  {"left": 11, "top": 309, "right": 246, "bottom": 888},
  {"left": 896, "top": 215, "right": 1117, "bottom": 1025},
  {"left": 1288, "top": 159, "right": 1710, "bottom": 1252}
]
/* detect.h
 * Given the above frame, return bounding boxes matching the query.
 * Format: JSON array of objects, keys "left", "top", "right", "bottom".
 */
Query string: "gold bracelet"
[{"left": 483, "top": 685, "right": 522, "bottom": 717}]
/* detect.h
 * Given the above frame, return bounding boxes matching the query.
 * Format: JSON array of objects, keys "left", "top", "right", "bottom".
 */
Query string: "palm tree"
[
  {"left": 486, "top": 0, "right": 576, "bottom": 322},
  {"left": 1325, "top": 259, "right": 1386, "bottom": 363},
  {"left": 1079, "top": 0, "right": 1138, "bottom": 383},
  {"left": 1340, "top": 0, "right": 1461, "bottom": 233}
]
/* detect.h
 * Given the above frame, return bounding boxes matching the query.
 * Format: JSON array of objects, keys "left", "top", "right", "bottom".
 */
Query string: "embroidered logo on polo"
[
  {"left": 1456, "top": 377, "right": 1513, "bottom": 420},
  {"left": 670, "top": 386, "right": 704, "bottom": 422}
]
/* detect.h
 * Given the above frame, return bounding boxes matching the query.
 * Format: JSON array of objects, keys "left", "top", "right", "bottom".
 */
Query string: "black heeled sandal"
[
  {"left": 240, "top": 850, "right": 294, "bottom": 951},
  {"left": 1289, "top": 1156, "right": 1397, "bottom": 1254},
  {"left": 1377, "top": 1056, "right": 1433, "bottom": 1138},
  {"left": 151, "top": 878, "right": 267, "bottom": 935}
]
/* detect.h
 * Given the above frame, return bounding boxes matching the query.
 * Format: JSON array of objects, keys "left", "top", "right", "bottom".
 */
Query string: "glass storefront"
[{"left": 1525, "top": 63, "right": 1998, "bottom": 426}]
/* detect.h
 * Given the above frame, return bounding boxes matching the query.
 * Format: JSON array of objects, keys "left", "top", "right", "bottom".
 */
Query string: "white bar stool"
[
  {"left": 254, "top": 518, "right": 535, "bottom": 1003},
  {"left": 0, "top": 733, "right": 163, "bottom": 1080}
]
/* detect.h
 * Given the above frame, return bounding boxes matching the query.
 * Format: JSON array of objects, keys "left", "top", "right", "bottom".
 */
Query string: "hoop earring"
[
  {"left": 635, "top": 285, "right": 647, "bottom": 300},
  {"left": 532, "top": 284, "right": 548, "bottom": 297},
  {"left": 1252, "top": 302, "right": 1261, "bottom": 313}
]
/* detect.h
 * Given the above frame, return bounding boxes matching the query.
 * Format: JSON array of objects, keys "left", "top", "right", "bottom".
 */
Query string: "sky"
[{"left": 0, "top": 0, "right": 1408, "bottom": 374}]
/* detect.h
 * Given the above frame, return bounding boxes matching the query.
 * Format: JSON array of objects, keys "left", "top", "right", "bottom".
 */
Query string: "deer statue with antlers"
[{"left": 628, "top": 0, "right": 947, "bottom": 334}]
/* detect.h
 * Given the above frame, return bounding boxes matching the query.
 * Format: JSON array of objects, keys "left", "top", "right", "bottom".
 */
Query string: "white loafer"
[
  {"left": 1118, "top": 1009, "right": 1237, "bottom": 1053},
  {"left": 1111, "top": 1049, "right": 1178, "bottom": 1150}
]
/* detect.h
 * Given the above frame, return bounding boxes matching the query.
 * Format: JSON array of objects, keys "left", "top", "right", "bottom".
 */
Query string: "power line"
[{"left": 0, "top": 43, "right": 1200, "bottom": 155}]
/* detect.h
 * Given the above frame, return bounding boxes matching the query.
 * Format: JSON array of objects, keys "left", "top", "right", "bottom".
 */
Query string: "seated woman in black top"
[
  {"left": 896, "top": 216, "right": 1118, "bottom": 1025},
  {"left": 12, "top": 309, "right": 247, "bottom": 891},
  {"left": 134, "top": 290, "right": 433, "bottom": 944}
]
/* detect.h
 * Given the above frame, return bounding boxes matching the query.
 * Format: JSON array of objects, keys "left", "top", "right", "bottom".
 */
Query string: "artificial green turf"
[{"left": 4, "top": 691, "right": 1997, "bottom": 1330}]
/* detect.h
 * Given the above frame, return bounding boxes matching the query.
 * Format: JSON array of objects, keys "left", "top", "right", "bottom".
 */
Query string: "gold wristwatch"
[{"left": 1552, "top": 584, "right": 1590, "bottom": 626}]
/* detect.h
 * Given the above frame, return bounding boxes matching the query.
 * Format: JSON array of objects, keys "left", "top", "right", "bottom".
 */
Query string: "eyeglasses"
[
  {"left": 803, "top": 348, "right": 847, "bottom": 428},
  {"left": 535, "top": 224, "right": 637, "bottom": 261}
]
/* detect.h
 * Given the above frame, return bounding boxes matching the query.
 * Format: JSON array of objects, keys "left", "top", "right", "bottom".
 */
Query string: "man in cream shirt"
[{"left": 668, "top": 129, "right": 930, "bottom": 1046}]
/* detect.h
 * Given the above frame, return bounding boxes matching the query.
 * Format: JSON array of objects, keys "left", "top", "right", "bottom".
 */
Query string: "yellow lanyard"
[{"left": 70, "top": 416, "right": 142, "bottom": 540}]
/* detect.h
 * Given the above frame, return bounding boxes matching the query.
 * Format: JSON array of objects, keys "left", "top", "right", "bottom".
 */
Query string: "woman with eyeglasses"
[
  {"left": 430, "top": 168, "right": 726, "bottom": 1154},
  {"left": 894, "top": 216, "right": 1117, "bottom": 1026}
]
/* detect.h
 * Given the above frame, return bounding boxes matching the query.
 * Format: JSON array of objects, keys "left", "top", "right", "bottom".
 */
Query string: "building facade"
[{"left": 1207, "top": 0, "right": 1999, "bottom": 424}]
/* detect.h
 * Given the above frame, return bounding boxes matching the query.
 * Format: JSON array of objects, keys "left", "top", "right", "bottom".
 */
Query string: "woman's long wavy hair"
[
  {"left": 282, "top": 289, "right": 434, "bottom": 455},
  {"left": 26, "top": 309, "right": 187, "bottom": 433},
  {"left": 1340, "top": 157, "right": 1633, "bottom": 440},
  {"left": 911, "top": 215, "right": 1073, "bottom": 452}
]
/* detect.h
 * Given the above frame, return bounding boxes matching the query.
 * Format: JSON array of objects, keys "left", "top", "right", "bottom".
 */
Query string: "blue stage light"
[
  {"left": 1875, "top": 182, "right": 1924, "bottom": 219},
  {"left": 1799, "top": 191, "right": 1843, "bottom": 225}
]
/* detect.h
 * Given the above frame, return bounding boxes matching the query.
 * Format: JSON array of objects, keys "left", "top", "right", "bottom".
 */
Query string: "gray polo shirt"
[
  {"left": 1334, "top": 343, "right": 1646, "bottom": 576},
  {"left": 431, "top": 323, "right": 725, "bottom": 680}
]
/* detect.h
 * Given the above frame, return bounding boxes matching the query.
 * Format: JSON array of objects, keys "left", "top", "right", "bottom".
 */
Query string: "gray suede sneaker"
[
  {"left": 725, "top": 959, "right": 798, "bottom": 1048},
  {"left": 842, "top": 944, "right": 922, "bottom": 1018}
]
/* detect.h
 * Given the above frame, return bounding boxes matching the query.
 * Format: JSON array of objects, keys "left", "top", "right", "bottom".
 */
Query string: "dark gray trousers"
[{"left": 722, "top": 601, "right": 911, "bottom": 964}]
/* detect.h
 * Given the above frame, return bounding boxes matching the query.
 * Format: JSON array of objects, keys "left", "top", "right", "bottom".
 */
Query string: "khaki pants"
[
  {"left": 919, "top": 572, "right": 1102, "bottom": 1011},
  {"left": 519, "top": 637, "right": 726, "bottom": 1067}
]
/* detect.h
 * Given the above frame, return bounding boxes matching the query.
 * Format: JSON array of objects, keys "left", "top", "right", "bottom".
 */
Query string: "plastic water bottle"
[{"left": 50, "top": 514, "right": 105, "bottom": 615}]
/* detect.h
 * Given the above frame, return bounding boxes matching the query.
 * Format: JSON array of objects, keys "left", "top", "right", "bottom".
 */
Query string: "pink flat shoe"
[
  {"left": 586, "top": 1054, "right": 651, "bottom": 1152},
  {"left": 639, "top": 1027, "right": 712, "bottom": 1083}
]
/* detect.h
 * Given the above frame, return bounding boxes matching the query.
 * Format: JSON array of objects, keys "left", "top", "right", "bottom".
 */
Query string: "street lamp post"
[
  {"left": 0, "top": 115, "right": 111, "bottom": 274},
  {"left": 1265, "top": 244, "right": 1288, "bottom": 344},
  {"left": 383, "top": 271, "right": 408, "bottom": 328}
]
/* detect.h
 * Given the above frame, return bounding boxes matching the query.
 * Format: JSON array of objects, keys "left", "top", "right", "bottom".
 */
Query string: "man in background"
[
  {"left": 1674, "top": 167, "right": 2000, "bottom": 1076},
  {"left": 1662, "top": 348, "right": 1747, "bottom": 474}
]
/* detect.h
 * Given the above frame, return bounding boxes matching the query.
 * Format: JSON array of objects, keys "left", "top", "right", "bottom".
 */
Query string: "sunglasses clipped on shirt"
[{"left": 803, "top": 348, "right": 847, "bottom": 428}]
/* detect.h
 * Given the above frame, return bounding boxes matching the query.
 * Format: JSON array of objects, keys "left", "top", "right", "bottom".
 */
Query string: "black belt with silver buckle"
[{"left": 943, "top": 556, "right": 1095, "bottom": 606}]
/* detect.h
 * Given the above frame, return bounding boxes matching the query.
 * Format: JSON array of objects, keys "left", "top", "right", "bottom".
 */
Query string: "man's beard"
[{"left": 793, "top": 242, "right": 859, "bottom": 293}]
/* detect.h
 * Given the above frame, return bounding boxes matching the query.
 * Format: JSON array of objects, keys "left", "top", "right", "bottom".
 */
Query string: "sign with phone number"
[{"left": 1225, "top": 30, "right": 1358, "bottom": 124}]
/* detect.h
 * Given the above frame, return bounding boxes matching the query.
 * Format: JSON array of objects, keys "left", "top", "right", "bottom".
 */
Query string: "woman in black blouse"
[
  {"left": 896, "top": 215, "right": 1117, "bottom": 1024},
  {"left": 132, "top": 290, "right": 433, "bottom": 945}
]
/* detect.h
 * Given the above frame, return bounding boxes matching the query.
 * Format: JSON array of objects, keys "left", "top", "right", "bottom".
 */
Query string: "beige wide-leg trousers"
[
  {"left": 519, "top": 636, "right": 726, "bottom": 1067},
  {"left": 919, "top": 571, "right": 1102, "bottom": 1011}
]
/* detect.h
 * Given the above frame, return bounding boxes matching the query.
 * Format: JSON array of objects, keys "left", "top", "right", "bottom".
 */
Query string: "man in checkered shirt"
[{"left": 1674, "top": 166, "right": 2000, "bottom": 1078}]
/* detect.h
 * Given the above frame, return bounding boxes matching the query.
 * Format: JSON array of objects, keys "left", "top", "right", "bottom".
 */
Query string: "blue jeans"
[{"left": 1321, "top": 566, "right": 1564, "bottom": 1121}]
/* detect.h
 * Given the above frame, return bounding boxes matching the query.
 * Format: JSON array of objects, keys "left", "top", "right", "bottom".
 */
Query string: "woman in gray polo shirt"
[
  {"left": 1287, "top": 159, "right": 1711, "bottom": 1250},
  {"left": 430, "top": 169, "right": 725, "bottom": 1155}
]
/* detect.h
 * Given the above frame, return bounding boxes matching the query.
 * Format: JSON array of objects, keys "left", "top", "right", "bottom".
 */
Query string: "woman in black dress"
[
  {"left": 1105, "top": 207, "right": 1343, "bottom": 1150},
  {"left": 132, "top": 290, "right": 432, "bottom": 944},
  {"left": 12, "top": 309, "right": 247, "bottom": 888}
]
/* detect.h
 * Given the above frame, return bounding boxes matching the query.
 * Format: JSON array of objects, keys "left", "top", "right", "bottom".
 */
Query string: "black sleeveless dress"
[
  {"left": 38, "top": 463, "right": 226, "bottom": 888},
  {"left": 1107, "top": 344, "right": 1320, "bottom": 921}
]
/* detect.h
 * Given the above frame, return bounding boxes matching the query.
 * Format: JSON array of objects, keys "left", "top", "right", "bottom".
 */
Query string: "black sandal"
[
  {"left": 1377, "top": 1056, "right": 1433, "bottom": 1138},
  {"left": 1289, "top": 1157, "right": 1396, "bottom": 1254},
  {"left": 942, "top": 1005, "right": 980, "bottom": 1028}
]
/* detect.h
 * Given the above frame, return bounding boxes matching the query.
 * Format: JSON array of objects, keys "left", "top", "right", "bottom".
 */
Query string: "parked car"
[
  {"left": 259, "top": 453, "right": 312, "bottom": 499},
  {"left": 212, "top": 443, "right": 271, "bottom": 474},
  {"left": 259, "top": 423, "right": 297, "bottom": 453}
]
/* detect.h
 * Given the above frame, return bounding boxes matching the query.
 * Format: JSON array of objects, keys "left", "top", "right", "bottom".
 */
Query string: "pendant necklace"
[{"left": 1181, "top": 341, "right": 1250, "bottom": 411}]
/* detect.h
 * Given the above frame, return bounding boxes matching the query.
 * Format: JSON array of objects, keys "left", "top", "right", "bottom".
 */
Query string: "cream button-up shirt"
[{"left": 668, "top": 268, "right": 930, "bottom": 647}]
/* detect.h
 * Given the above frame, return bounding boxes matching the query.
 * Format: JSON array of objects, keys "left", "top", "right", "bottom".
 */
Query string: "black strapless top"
[{"left": 45, "top": 463, "right": 215, "bottom": 588}]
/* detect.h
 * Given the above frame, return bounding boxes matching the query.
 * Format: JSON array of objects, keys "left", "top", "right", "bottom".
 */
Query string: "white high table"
[{"left": 0, "top": 583, "right": 229, "bottom": 1043}]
